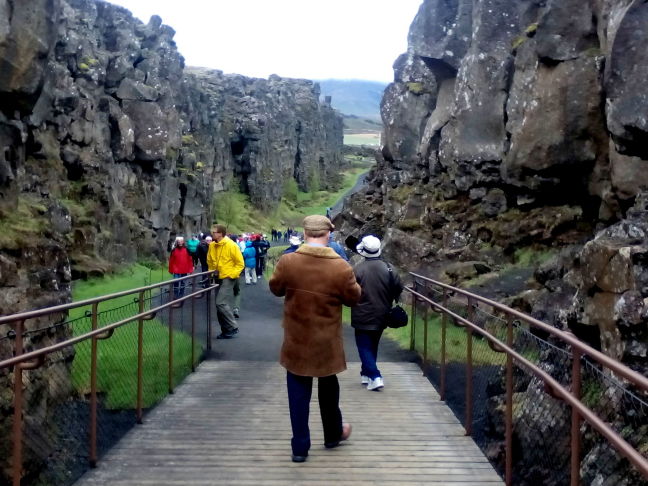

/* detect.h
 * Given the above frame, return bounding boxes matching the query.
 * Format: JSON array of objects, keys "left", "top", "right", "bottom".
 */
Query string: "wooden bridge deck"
[{"left": 75, "top": 360, "right": 503, "bottom": 485}]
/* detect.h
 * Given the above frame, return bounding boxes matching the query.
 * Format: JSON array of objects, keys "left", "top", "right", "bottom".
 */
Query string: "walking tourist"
[
  {"left": 351, "top": 235, "right": 403, "bottom": 391},
  {"left": 196, "top": 235, "right": 212, "bottom": 287},
  {"left": 255, "top": 234, "right": 271, "bottom": 277},
  {"left": 283, "top": 234, "right": 302, "bottom": 254},
  {"left": 168, "top": 236, "right": 194, "bottom": 299},
  {"left": 207, "top": 224, "right": 244, "bottom": 339},
  {"left": 186, "top": 234, "right": 200, "bottom": 266},
  {"left": 269, "top": 215, "right": 361, "bottom": 463},
  {"left": 243, "top": 240, "right": 257, "bottom": 285}
]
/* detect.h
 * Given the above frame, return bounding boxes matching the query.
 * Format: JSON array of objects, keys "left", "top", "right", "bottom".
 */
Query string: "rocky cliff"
[
  {"left": 336, "top": 0, "right": 648, "bottom": 482},
  {"left": 0, "top": 2, "right": 342, "bottom": 481},
  {"left": 0, "top": 0, "right": 343, "bottom": 318},
  {"left": 338, "top": 0, "right": 647, "bottom": 372}
]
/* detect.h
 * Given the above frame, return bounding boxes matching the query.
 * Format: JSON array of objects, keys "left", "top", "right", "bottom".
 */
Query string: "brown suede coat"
[{"left": 269, "top": 244, "right": 361, "bottom": 377}]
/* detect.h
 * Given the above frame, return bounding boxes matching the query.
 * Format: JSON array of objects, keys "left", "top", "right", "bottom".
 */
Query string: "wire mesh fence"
[
  {"left": 0, "top": 273, "right": 215, "bottom": 486},
  {"left": 405, "top": 276, "right": 648, "bottom": 486}
]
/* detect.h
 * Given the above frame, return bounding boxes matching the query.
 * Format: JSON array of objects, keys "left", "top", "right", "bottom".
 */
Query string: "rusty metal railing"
[
  {"left": 405, "top": 273, "right": 648, "bottom": 486},
  {"left": 0, "top": 271, "right": 218, "bottom": 486}
]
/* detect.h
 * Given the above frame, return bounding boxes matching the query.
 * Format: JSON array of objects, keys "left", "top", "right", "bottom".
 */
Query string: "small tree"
[
  {"left": 213, "top": 188, "right": 241, "bottom": 227},
  {"left": 283, "top": 178, "right": 299, "bottom": 203},
  {"left": 309, "top": 168, "right": 320, "bottom": 199}
]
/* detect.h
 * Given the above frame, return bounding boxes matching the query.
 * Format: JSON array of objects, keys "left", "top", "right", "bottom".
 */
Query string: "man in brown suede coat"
[{"left": 269, "top": 215, "right": 361, "bottom": 463}]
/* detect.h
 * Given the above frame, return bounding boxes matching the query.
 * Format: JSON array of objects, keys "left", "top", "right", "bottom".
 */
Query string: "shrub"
[{"left": 283, "top": 178, "right": 299, "bottom": 203}]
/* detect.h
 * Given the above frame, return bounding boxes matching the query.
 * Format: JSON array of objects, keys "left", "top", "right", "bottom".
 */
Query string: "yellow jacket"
[{"left": 207, "top": 236, "right": 244, "bottom": 279}]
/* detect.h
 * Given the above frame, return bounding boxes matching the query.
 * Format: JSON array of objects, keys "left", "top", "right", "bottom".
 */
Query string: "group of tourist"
[
  {"left": 169, "top": 216, "right": 403, "bottom": 463},
  {"left": 270, "top": 227, "right": 297, "bottom": 242},
  {"left": 270, "top": 215, "right": 403, "bottom": 463}
]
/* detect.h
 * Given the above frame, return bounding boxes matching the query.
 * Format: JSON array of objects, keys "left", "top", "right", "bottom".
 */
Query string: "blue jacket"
[
  {"left": 328, "top": 236, "right": 348, "bottom": 261},
  {"left": 243, "top": 241, "right": 257, "bottom": 268}
]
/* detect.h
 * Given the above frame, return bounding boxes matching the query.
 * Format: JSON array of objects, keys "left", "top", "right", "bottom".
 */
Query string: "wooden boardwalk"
[{"left": 76, "top": 361, "right": 503, "bottom": 485}]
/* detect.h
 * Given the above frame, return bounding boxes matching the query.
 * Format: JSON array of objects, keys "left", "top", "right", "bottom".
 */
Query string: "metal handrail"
[
  {"left": 405, "top": 276, "right": 648, "bottom": 486},
  {"left": 0, "top": 272, "right": 219, "bottom": 486},
  {"left": 0, "top": 270, "right": 215, "bottom": 325},
  {"left": 410, "top": 272, "right": 648, "bottom": 391}
]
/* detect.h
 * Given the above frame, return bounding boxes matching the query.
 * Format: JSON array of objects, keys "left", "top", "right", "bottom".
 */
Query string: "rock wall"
[
  {"left": 0, "top": 1, "right": 342, "bottom": 482},
  {"left": 338, "top": 0, "right": 648, "bottom": 367},
  {"left": 337, "top": 1, "right": 648, "bottom": 482},
  {"left": 0, "top": 0, "right": 343, "bottom": 316}
]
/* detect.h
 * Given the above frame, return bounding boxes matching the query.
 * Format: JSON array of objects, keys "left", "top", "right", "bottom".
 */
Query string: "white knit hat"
[
  {"left": 356, "top": 235, "right": 381, "bottom": 258},
  {"left": 289, "top": 235, "right": 302, "bottom": 246}
]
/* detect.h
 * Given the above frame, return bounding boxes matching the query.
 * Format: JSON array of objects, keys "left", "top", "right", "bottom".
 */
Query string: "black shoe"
[
  {"left": 216, "top": 332, "right": 235, "bottom": 339},
  {"left": 233, "top": 308, "right": 240, "bottom": 318},
  {"left": 231, "top": 328, "right": 239, "bottom": 334},
  {"left": 291, "top": 454, "right": 307, "bottom": 463}
]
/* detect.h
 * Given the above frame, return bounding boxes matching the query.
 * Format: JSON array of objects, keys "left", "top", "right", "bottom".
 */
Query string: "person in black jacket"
[
  {"left": 196, "top": 235, "right": 212, "bottom": 287},
  {"left": 351, "top": 235, "right": 402, "bottom": 391}
]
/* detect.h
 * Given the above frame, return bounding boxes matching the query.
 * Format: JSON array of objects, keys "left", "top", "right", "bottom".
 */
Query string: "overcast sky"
[{"left": 103, "top": 0, "right": 423, "bottom": 82}]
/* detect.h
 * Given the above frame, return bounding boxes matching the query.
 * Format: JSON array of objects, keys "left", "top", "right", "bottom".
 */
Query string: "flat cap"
[{"left": 303, "top": 215, "right": 334, "bottom": 232}]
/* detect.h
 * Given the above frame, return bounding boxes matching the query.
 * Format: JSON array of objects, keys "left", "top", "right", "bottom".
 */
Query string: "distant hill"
[{"left": 317, "top": 79, "right": 388, "bottom": 122}]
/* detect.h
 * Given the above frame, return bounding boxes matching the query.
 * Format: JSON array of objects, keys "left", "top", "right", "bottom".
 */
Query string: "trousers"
[{"left": 286, "top": 371, "right": 343, "bottom": 456}]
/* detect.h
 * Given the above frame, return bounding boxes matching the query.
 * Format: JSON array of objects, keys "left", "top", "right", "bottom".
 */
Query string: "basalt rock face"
[
  {"left": 338, "top": 0, "right": 648, "bottom": 362},
  {"left": 0, "top": 1, "right": 341, "bottom": 482},
  {"left": 336, "top": 0, "right": 647, "bottom": 482},
  {"left": 0, "top": 0, "right": 343, "bottom": 313}
]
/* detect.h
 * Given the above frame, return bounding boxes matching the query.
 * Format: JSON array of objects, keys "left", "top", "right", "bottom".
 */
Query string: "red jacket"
[{"left": 169, "top": 246, "right": 194, "bottom": 274}]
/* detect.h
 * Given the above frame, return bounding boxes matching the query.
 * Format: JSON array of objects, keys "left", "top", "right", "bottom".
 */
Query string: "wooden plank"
[{"left": 75, "top": 361, "right": 503, "bottom": 485}]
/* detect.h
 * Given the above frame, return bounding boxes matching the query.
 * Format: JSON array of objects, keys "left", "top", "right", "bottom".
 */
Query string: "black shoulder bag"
[{"left": 385, "top": 264, "right": 408, "bottom": 329}]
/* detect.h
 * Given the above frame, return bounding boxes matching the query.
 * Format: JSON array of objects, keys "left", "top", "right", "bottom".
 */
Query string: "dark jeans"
[
  {"left": 256, "top": 256, "right": 266, "bottom": 277},
  {"left": 286, "top": 371, "right": 343, "bottom": 457},
  {"left": 354, "top": 328, "right": 384, "bottom": 380},
  {"left": 172, "top": 273, "right": 187, "bottom": 299}
]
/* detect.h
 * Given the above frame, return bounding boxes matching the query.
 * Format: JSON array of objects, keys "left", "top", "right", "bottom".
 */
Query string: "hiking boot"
[{"left": 367, "top": 377, "right": 384, "bottom": 391}]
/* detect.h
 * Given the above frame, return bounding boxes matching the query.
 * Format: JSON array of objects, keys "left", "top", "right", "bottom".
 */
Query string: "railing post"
[
  {"left": 136, "top": 291, "right": 145, "bottom": 424},
  {"left": 410, "top": 280, "right": 418, "bottom": 351},
  {"left": 571, "top": 345, "right": 582, "bottom": 486},
  {"left": 505, "top": 315, "right": 514, "bottom": 486},
  {"left": 89, "top": 302, "right": 99, "bottom": 467},
  {"left": 11, "top": 320, "right": 25, "bottom": 486},
  {"left": 206, "top": 281, "right": 212, "bottom": 352},
  {"left": 191, "top": 276, "right": 196, "bottom": 372},
  {"left": 465, "top": 297, "right": 474, "bottom": 436},
  {"left": 440, "top": 289, "right": 447, "bottom": 401},
  {"left": 168, "top": 282, "right": 175, "bottom": 394},
  {"left": 423, "top": 297, "right": 429, "bottom": 363}
]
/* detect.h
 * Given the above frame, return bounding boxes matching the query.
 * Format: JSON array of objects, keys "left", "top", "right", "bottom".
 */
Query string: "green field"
[
  {"left": 344, "top": 132, "right": 381, "bottom": 146},
  {"left": 214, "top": 163, "right": 371, "bottom": 234}
]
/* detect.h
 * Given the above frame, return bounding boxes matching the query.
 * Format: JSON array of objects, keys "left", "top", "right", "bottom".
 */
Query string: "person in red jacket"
[{"left": 169, "top": 236, "right": 194, "bottom": 298}]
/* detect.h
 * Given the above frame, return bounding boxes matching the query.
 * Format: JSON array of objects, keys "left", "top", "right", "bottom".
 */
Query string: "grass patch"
[
  {"left": 0, "top": 195, "right": 48, "bottom": 249},
  {"left": 70, "top": 263, "right": 203, "bottom": 409},
  {"left": 214, "top": 166, "right": 369, "bottom": 235}
]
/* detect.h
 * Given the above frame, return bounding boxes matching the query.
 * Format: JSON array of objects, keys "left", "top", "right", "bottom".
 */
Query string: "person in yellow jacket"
[{"left": 207, "top": 224, "right": 244, "bottom": 338}]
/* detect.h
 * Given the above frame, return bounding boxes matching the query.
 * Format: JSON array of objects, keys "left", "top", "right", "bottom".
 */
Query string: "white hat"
[
  {"left": 356, "top": 235, "right": 381, "bottom": 258},
  {"left": 289, "top": 235, "right": 302, "bottom": 246}
]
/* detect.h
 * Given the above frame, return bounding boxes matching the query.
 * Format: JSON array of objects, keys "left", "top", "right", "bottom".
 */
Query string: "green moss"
[
  {"left": 582, "top": 47, "right": 603, "bottom": 57},
  {"left": 396, "top": 218, "right": 422, "bottom": 231},
  {"left": 406, "top": 82, "right": 425, "bottom": 95},
  {"left": 0, "top": 196, "right": 49, "bottom": 249},
  {"left": 181, "top": 134, "right": 196, "bottom": 146},
  {"left": 78, "top": 62, "right": 89, "bottom": 71},
  {"left": 511, "top": 36, "right": 527, "bottom": 50},
  {"left": 391, "top": 185, "right": 415, "bottom": 204},
  {"left": 525, "top": 23, "right": 538, "bottom": 35}
]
